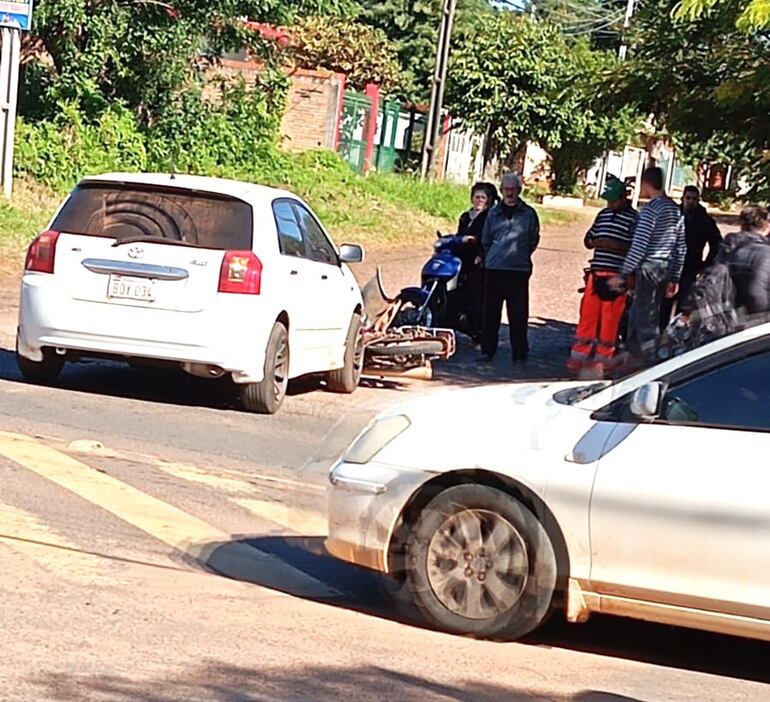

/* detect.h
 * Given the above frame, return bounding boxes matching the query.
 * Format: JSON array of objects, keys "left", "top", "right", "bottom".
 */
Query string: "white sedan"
[
  {"left": 327, "top": 322, "right": 770, "bottom": 640},
  {"left": 17, "top": 173, "right": 365, "bottom": 413}
]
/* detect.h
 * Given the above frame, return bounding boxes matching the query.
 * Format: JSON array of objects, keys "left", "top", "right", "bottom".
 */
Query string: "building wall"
[{"left": 207, "top": 60, "right": 345, "bottom": 153}]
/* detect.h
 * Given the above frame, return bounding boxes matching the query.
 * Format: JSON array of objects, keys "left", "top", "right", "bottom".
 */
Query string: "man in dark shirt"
[
  {"left": 660, "top": 185, "right": 722, "bottom": 329},
  {"left": 479, "top": 173, "right": 540, "bottom": 363},
  {"left": 568, "top": 175, "right": 638, "bottom": 372}
]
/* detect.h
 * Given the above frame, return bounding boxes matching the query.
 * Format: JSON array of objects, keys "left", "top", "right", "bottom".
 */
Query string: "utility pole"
[
  {"left": 617, "top": 0, "right": 636, "bottom": 61},
  {"left": 0, "top": 0, "right": 31, "bottom": 200},
  {"left": 596, "top": 0, "right": 636, "bottom": 198},
  {"left": 420, "top": 0, "right": 457, "bottom": 180}
]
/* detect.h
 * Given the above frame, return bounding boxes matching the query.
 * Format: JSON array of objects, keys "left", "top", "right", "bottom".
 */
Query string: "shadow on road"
[
  {"left": 0, "top": 347, "right": 413, "bottom": 411},
  {"left": 197, "top": 535, "right": 770, "bottom": 687},
  {"left": 434, "top": 317, "right": 577, "bottom": 386},
  {"left": 0, "top": 317, "right": 575, "bottom": 409},
  {"left": 33, "top": 663, "right": 646, "bottom": 702}
]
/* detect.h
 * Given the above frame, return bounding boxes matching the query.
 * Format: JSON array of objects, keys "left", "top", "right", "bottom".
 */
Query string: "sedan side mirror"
[
  {"left": 339, "top": 244, "right": 364, "bottom": 264},
  {"left": 629, "top": 382, "right": 664, "bottom": 419}
]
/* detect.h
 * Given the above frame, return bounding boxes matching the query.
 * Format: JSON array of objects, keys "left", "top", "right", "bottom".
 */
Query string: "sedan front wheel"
[{"left": 406, "top": 484, "right": 557, "bottom": 639}]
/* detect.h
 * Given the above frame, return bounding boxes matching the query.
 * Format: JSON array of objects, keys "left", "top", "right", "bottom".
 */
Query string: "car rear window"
[{"left": 51, "top": 182, "right": 253, "bottom": 250}]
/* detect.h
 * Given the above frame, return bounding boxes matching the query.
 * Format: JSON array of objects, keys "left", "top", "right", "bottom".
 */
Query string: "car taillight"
[
  {"left": 25, "top": 230, "right": 60, "bottom": 274},
  {"left": 218, "top": 250, "right": 262, "bottom": 294}
]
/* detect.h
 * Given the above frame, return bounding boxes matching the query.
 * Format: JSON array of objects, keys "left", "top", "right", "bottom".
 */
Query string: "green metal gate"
[
  {"left": 338, "top": 92, "right": 371, "bottom": 173},
  {"left": 374, "top": 100, "right": 401, "bottom": 173}
]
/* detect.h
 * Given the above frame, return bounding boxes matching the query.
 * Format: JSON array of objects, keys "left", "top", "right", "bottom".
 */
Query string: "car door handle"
[
  {"left": 321, "top": 274, "right": 329, "bottom": 280},
  {"left": 290, "top": 270, "right": 299, "bottom": 276}
]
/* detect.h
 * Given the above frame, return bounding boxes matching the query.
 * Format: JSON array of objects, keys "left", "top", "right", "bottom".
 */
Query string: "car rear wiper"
[{"left": 112, "top": 235, "right": 197, "bottom": 248}]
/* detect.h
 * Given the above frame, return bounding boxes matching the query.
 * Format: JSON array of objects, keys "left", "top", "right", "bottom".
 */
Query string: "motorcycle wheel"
[{"left": 394, "top": 290, "right": 434, "bottom": 327}]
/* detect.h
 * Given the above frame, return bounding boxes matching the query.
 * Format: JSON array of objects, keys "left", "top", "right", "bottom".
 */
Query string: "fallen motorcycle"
[
  {"left": 360, "top": 267, "right": 455, "bottom": 375},
  {"left": 394, "top": 233, "right": 483, "bottom": 340}
]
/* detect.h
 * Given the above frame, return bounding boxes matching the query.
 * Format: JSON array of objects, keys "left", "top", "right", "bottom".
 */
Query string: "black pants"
[
  {"left": 481, "top": 270, "right": 531, "bottom": 358},
  {"left": 628, "top": 261, "right": 670, "bottom": 360}
]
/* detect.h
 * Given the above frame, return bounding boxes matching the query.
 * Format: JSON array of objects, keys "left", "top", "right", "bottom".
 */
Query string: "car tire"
[
  {"left": 405, "top": 484, "right": 557, "bottom": 639},
  {"left": 325, "top": 314, "right": 363, "bottom": 394},
  {"left": 366, "top": 340, "right": 445, "bottom": 357},
  {"left": 240, "top": 322, "right": 289, "bottom": 415},
  {"left": 16, "top": 344, "right": 64, "bottom": 384}
]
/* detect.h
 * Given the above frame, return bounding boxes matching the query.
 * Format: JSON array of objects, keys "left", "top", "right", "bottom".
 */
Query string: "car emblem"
[{"left": 127, "top": 246, "right": 144, "bottom": 259}]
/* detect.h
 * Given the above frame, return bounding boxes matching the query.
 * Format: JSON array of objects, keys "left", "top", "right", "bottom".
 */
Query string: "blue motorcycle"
[{"left": 395, "top": 233, "right": 484, "bottom": 340}]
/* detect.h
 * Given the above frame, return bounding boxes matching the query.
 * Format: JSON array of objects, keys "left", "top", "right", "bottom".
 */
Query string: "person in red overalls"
[{"left": 568, "top": 176, "right": 638, "bottom": 374}]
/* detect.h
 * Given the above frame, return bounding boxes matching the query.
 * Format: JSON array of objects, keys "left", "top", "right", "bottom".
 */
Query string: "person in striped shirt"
[
  {"left": 568, "top": 175, "right": 638, "bottom": 372},
  {"left": 609, "top": 167, "right": 686, "bottom": 363}
]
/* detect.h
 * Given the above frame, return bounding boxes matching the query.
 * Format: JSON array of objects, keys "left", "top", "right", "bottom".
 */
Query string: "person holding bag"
[{"left": 568, "top": 175, "right": 638, "bottom": 374}]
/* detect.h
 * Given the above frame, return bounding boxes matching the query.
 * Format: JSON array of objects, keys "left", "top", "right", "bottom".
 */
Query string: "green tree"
[
  {"left": 447, "top": 13, "right": 637, "bottom": 191},
  {"left": 617, "top": 0, "right": 770, "bottom": 197},
  {"left": 355, "top": 0, "right": 494, "bottom": 103},
  {"left": 288, "top": 16, "right": 402, "bottom": 92},
  {"left": 675, "top": 0, "right": 770, "bottom": 30},
  {"left": 23, "top": 0, "right": 355, "bottom": 123}
]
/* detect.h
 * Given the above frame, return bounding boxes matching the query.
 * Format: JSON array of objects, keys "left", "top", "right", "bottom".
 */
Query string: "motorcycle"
[
  {"left": 359, "top": 266, "right": 455, "bottom": 374},
  {"left": 395, "top": 232, "right": 484, "bottom": 340}
]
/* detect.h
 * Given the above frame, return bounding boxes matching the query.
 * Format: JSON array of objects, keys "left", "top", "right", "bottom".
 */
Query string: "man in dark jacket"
[
  {"left": 717, "top": 205, "right": 770, "bottom": 315},
  {"left": 479, "top": 173, "right": 540, "bottom": 363},
  {"left": 660, "top": 185, "right": 722, "bottom": 328}
]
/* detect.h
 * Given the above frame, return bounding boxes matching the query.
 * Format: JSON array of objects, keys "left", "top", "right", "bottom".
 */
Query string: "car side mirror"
[
  {"left": 339, "top": 244, "right": 364, "bottom": 264},
  {"left": 629, "top": 382, "right": 664, "bottom": 419}
]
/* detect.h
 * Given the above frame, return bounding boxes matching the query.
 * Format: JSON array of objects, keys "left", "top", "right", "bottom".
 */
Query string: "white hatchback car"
[
  {"left": 327, "top": 322, "right": 770, "bottom": 641},
  {"left": 17, "top": 173, "right": 365, "bottom": 413}
]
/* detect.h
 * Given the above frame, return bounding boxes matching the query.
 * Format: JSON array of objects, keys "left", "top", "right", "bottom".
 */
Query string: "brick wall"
[{"left": 207, "top": 60, "right": 345, "bottom": 153}]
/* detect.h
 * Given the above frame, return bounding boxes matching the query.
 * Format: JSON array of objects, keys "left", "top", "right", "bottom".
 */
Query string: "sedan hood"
[
  {"left": 372, "top": 381, "right": 595, "bottom": 472},
  {"left": 383, "top": 380, "right": 586, "bottom": 420}
]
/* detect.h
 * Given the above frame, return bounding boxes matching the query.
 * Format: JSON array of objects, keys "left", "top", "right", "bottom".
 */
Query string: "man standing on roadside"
[
  {"left": 568, "top": 175, "right": 638, "bottom": 373},
  {"left": 659, "top": 185, "right": 722, "bottom": 328},
  {"left": 610, "top": 167, "right": 686, "bottom": 364},
  {"left": 480, "top": 173, "right": 540, "bottom": 363}
]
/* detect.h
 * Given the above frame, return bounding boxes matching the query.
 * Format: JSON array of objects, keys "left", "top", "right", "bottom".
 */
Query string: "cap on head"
[{"left": 601, "top": 175, "right": 625, "bottom": 202}]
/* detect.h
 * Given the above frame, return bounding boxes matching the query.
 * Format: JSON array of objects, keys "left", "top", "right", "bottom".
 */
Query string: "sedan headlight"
[{"left": 343, "top": 415, "right": 411, "bottom": 465}]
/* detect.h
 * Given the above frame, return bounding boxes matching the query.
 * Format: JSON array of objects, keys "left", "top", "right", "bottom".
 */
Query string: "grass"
[
  {"left": 0, "top": 150, "right": 592, "bottom": 274},
  {"left": 0, "top": 179, "right": 60, "bottom": 275}
]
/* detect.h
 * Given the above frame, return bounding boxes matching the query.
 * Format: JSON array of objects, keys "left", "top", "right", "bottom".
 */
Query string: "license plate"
[{"left": 107, "top": 275, "right": 157, "bottom": 302}]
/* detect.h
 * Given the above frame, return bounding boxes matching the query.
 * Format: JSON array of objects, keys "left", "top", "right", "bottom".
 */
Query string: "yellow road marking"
[
  {"left": 0, "top": 503, "right": 118, "bottom": 585},
  {"left": 154, "top": 459, "right": 325, "bottom": 493},
  {"left": 154, "top": 461, "right": 256, "bottom": 495},
  {"left": 0, "top": 431, "right": 341, "bottom": 598},
  {"left": 234, "top": 498, "right": 327, "bottom": 536}
]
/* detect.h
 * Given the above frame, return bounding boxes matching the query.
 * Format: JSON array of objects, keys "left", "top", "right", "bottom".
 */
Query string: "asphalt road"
[{"left": 1, "top": 233, "right": 768, "bottom": 701}]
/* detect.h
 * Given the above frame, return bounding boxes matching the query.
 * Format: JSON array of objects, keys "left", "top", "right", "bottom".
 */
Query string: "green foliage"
[
  {"left": 14, "top": 103, "right": 148, "bottom": 192},
  {"left": 15, "top": 72, "right": 287, "bottom": 192},
  {"left": 619, "top": 0, "right": 770, "bottom": 198},
  {"left": 675, "top": 0, "right": 770, "bottom": 30},
  {"left": 24, "top": 0, "right": 353, "bottom": 124},
  {"left": 448, "top": 14, "right": 639, "bottom": 191},
  {"left": 355, "top": 0, "right": 494, "bottom": 102},
  {"left": 288, "top": 16, "right": 401, "bottom": 92}
]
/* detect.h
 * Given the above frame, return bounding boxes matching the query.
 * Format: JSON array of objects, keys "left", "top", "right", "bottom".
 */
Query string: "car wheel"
[
  {"left": 240, "top": 322, "right": 289, "bottom": 414},
  {"left": 406, "top": 484, "right": 557, "bottom": 639},
  {"left": 16, "top": 343, "right": 64, "bottom": 384},
  {"left": 325, "top": 314, "right": 363, "bottom": 394}
]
